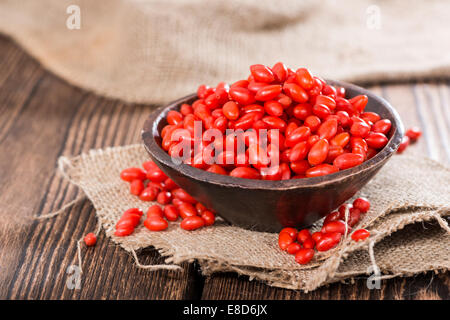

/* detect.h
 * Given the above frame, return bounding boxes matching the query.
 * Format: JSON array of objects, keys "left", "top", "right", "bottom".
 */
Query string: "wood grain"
[
  {"left": 0, "top": 35, "right": 448, "bottom": 300},
  {"left": 0, "top": 36, "right": 201, "bottom": 300}
]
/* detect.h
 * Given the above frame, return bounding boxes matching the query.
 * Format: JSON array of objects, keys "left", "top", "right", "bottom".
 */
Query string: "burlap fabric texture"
[
  {"left": 1, "top": 0, "right": 450, "bottom": 104},
  {"left": 56, "top": 144, "right": 450, "bottom": 292}
]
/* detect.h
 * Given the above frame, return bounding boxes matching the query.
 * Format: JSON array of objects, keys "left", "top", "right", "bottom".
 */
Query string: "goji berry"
[
  {"left": 180, "top": 216, "right": 205, "bottom": 231},
  {"left": 405, "top": 127, "right": 422, "bottom": 141},
  {"left": 84, "top": 233, "right": 97, "bottom": 246},
  {"left": 351, "top": 229, "right": 370, "bottom": 241},
  {"left": 295, "top": 248, "right": 315, "bottom": 264},
  {"left": 353, "top": 197, "right": 370, "bottom": 213},
  {"left": 316, "top": 232, "right": 342, "bottom": 251}
]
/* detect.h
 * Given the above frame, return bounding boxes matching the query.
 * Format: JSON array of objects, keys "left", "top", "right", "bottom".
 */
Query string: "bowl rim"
[{"left": 142, "top": 80, "right": 404, "bottom": 190}]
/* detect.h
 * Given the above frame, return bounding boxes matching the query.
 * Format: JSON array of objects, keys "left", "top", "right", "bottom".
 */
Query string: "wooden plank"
[
  {"left": 201, "top": 272, "right": 449, "bottom": 300},
  {"left": 201, "top": 82, "right": 449, "bottom": 300},
  {"left": 0, "top": 36, "right": 200, "bottom": 299},
  {"left": 380, "top": 84, "right": 429, "bottom": 158}
]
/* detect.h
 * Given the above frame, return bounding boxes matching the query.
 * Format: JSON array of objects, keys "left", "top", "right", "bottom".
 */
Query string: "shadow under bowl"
[{"left": 142, "top": 80, "right": 404, "bottom": 232}]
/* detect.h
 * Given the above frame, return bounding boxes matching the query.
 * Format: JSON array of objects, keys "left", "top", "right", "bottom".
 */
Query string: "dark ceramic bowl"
[{"left": 142, "top": 80, "right": 404, "bottom": 232}]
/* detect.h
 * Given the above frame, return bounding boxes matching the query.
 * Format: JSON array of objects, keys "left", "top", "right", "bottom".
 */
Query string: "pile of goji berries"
[
  {"left": 279, "top": 197, "right": 371, "bottom": 265},
  {"left": 117, "top": 160, "right": 216, "bottom": 235},
  {"left": 159, "top": 63, "right": 395, "bottom": 180},
  {"left": 84, "top": 63, "right": 423, "bottom": 251}
]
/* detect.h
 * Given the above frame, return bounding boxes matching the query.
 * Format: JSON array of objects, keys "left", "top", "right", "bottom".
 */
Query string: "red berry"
[
  {"left": 114, "top": 227, "right": 134, "bottom": 237},
  {"left": 139, "top": 187, "right": 158, "bottom": 201},
  {"left": 304, "top": 115, "right": 321, "bottom": 132},
  {"left": 290, "top": 160, "right": 310, "bottom": 175},
  {"left": 312, "top": 104, "right": 331, "bottom": 119},
  {"left": 317, "top": 118, "right": 338, "bottom": 140},
  {"left": 306, "top": 164, "right": 339, "bottom": 178},
  {"left": 114, "top": 208, "right": 144, "bottom": 237},
  {"left": 178, "top": 202, "right": 198, "bottom": 219},
  {"left": 346, "top": 207, "right": 361, "bottom": 227},
  {"left": 366, "top": 132, "right": 388, "bottom": 149},
  {"left": 250, "top": 64, "right": 276, "bottom": 83},
  {"left": 222, "top": 101, "right": 240, "bottom": 120},
  {"left": 84, "top": 233, "right": 97, "bottom": 246},
  {"left": 256, "top": 85, "right": 283, "bottom": 101},
  {"left": 167, "top": 110, "right": 183, "bottom": 125},
  {"left": 349, "top": 95, "right": 368, "bottom": 113},
  {"left": 207, "top": 164, "right": 228, "bottom": 175},
  {"left": 397, "top": 136, "right": 410, "bottom": 153},
  {"left": 172, "top": 188, "right": 197, "bottom": 204},
  {"left": 144, "top": 217, "right": 168, "bottom": 231},
  {"left": 130, "top": 179, "right": 144, "bottom": 196},
  {"left": 405, "top": 127, "right": 422, "bottom": 141},
  {"left": 229, "top": 87, "right": 255, "bottom": 105},
  {"left": 323, "top": 211, "right": 341, "bottom": 225},
  {"left": 180, "top": 216, "right": 205, "bottom": 231},
  {"left": 302, "top": 237, "right": 315, "bottom": 249},
  {"left": 295, "top": 248, "right": 315, "bottom": 264},
  {"left": 372, "top": 119, "right": 391, "bottom": 135},
  {"left": 147, "top": 168, "right": 168, "bottom": 183},
  {"left": 163, "top": 178, "right": 178, "bottom": 190},
  {"left": 311, "top": 231, "right": 323, "bottom": 243},
  {"left": 361, "top": 112, "right": 380, "bottom": 124},
  {"left": 147, "top": 205, "right": 164, "bottom": 219},
  {"left": 230, "top": 167, "right": 261, "bottom": 179},
  {"left": 164, "top": 204, "right": 179, "bottom": 221},
  {"left": 338, "top": 203, "right": 353, "bottom": 216},
  {"left": 278, "top": 232, "right": 294, "bottom": 251},
  {"left": 289, "top": 141, "right": 309, "bottom": 162},
  {"left": 262, "top": 116, "right": 287, "bottom": 131},
  {"left": 296, "top": 68, "right": 314, "bottom": 90},
  {"left": 280, "top": 227, "right": 298, "bottom": 239},
  {"left": 272, "top": 62, "right": 288, "bottom": 82},
  {"left": 296, "top": 229, "right": 311, "bottom": 243},
  {"left": 157, "top": 191, "right": 172, "bottom": 205},
  {"left": 195, "top": 202, "right": 207, "bottom": 214},
  {"left": 180, "top": 103, "right": 193, "bottom": 116},
  {"left": 322, "top": 220, "right": 351, "bottom": 235},
  {"left": 286, "top": 242, "right": 301, "bottom": 255},
  {"left": 353, "top": 197, "right": 370, "bottom": 213},
  {"left": 142, "top": 160, "right": 158, "bottom": 171},
  {"left": 201, "top": 210, "right": 216, "bottom": 226},
  {"left": 352, "top": 229, "right": 370, "bottom": 241},
  {"left": 283, "top": 83, "right": 309, "bottom": 103},
  {"left": 285, "top": 126, "right": 311, "bottom": 147},
  {"left": 308, "top": 139, "right": 329, "bottom": 166},
  {"left": 315, "top": 95, "right": 336, "bottom": 110},
  {"left": 333, "top": 153, "right": 364, "bottom": 170},
  {"left": 316, "top": 232, "right": 342, "bottom": 251},
  {"left": 264, "top": 100, "right": 284, "bottom": 117},
  {"left": 120, "top": 167, "right": 146, "bottom": 182},
  {"left": 350, "top": 118, "right": 370, "bottom": 137}
]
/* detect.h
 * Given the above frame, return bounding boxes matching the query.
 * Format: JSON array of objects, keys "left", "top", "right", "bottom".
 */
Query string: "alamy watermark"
[
  {"left": 66, "top": 265, "right": 81, "bottom": 290},
  {"left": 66, "top": 5, "right": 81, "bottom": 30},
  {"left": 366, "top": 5, "right": 382, "bottom": 30},
  {"left": 366, "top": 265, "right": 381, "bottom": 289}
]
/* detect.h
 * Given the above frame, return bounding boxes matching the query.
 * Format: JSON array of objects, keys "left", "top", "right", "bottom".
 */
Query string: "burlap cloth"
[
  {"left": 57, "top": 144, "right": 450, "bottom": 291},
  {"left": 1, "top": 0, "right": 450, "bottom": 104}
]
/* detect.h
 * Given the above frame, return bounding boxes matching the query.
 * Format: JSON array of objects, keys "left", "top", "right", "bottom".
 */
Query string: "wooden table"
[{"left": 0, "top": 35, "right": 448, "bottom": 300}]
